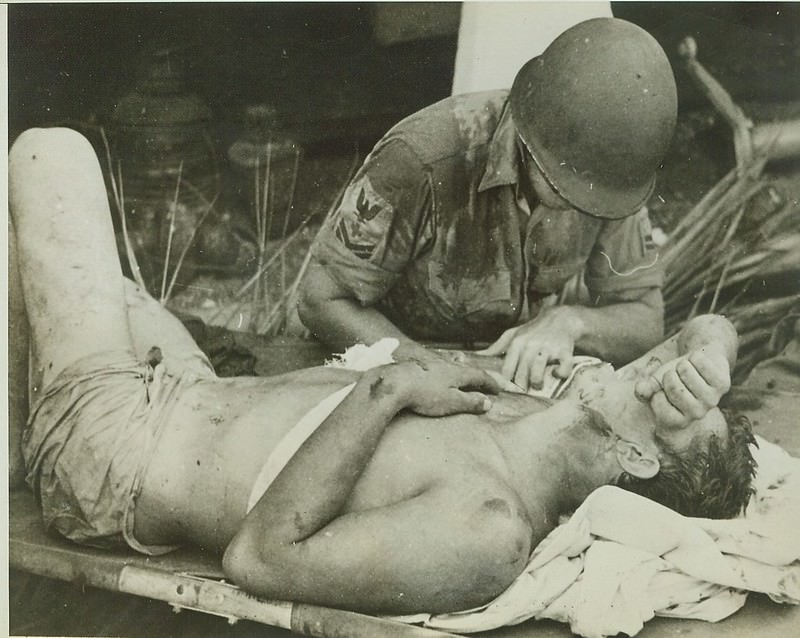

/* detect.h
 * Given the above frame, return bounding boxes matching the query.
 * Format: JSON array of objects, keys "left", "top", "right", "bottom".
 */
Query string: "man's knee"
[
  {"left": 10, "top": 127, "right": 96, "bottom": 175},
  {"left": 10, "top": 127, "right": 108, "bottom": 236}
]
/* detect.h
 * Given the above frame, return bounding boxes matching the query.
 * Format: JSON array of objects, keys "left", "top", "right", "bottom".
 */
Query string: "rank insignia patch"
[{"left": 334, "top": 175, "right": 393, "bottom": 261}]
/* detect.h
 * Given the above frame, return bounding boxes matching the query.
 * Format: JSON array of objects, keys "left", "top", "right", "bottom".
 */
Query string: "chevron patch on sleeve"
[{"left": 334, "top": 174, "right": 394, "bottom": 261}]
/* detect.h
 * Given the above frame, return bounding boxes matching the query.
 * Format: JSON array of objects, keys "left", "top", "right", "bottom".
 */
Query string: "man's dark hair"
[{"left": 616, "top": 409, "right": 757, "bottom": 519}]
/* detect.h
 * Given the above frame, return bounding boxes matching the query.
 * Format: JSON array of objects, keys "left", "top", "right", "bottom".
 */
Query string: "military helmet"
[{"left": 510, "top": 17, "right": 678, "bottom": 219}]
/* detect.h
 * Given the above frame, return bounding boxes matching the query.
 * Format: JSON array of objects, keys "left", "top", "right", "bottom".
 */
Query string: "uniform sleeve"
[
  {"left": 584, "top": 207, "right": 664, "bottom": 303},
  {"left": 312, "top": 138, "right": 434, "bottom": 306}
]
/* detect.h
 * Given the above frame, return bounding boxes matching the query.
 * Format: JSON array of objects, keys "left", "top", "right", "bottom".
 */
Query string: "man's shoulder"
[{"left": 385, "top": 90, "right": 510, "bottom": 166}]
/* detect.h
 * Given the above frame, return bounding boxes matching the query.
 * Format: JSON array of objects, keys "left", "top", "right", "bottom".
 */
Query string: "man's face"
[
  {"left": 564, "top": 362, "right": 729, "bottom": 455},
  {"left": 517, "top": 139, "right": 573, "bottom": 211}
]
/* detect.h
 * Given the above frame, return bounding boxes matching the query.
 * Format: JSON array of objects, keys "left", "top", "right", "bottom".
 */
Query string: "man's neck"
[{"left": 492, "top": 398, "right": 620, "bottom": 527}]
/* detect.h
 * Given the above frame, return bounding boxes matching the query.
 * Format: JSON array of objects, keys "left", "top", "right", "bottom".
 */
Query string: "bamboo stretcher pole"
[{"left": 10, "top": 536, "right": 459, "bottom": 638}]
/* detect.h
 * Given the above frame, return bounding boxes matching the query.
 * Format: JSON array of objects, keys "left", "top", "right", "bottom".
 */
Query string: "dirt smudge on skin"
[
  {"left": 408, "top": 358, "right": 430, "bottom": 372},
  {"left": 369, "top": 375, "right": 394, "bottom": 399},
  {"left": 482, "top": 497, "right": 512, "bottom": 518}
]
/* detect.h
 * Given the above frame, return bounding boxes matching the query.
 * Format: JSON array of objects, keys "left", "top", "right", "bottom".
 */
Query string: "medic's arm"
[
  {"left": 299, "top": 262, "right": 438, "bottom": 363},
  {"left": 297, "top": 139, "right": 437, "bottom": 363},
  {"left": 578, "top": 208, "right": 666, "bottom": 365}
]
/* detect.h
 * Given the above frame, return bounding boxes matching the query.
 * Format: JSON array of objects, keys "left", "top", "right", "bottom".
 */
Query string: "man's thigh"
[
  {"left": 123, "top": 279, "right": 213, "bottom": 377},
  {"left": 9, "top": 127, "right": 134, "bottom": 389}
]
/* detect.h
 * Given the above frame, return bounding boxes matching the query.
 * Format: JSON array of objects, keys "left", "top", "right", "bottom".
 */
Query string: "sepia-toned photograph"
[{"left": 6, "top": 2, "right": 800, "bottom": 637}]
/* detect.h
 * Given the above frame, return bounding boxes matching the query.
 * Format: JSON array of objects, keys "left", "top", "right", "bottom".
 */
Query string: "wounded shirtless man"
[{"left": 9, "top": 128, "right": 756, "bottom": 616}]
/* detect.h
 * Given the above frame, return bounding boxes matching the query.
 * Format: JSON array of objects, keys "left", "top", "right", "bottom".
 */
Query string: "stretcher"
[
  {"left": 9, "top": 474, "right": 800, "bottom": 637},
  {"left": 9, "top": 338, "right": 800, "bottom": 638}
]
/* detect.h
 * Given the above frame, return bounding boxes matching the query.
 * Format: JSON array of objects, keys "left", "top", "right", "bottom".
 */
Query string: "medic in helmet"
[{"left": 298, "top": 18, "right": 678, "bottom": 391}]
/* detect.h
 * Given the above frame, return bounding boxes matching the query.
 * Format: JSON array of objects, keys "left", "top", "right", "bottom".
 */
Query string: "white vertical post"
[{"left": 452, "top": 2, "right": 613, "bottom": 95}]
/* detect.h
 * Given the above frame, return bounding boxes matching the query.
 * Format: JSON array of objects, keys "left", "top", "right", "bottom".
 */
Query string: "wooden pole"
[{"left": 10, "top": 534, "right": 459, "bottom": 638}]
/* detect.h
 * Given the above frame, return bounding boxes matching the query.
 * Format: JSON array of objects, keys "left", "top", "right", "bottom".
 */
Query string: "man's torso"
[{"left": 136, "top": 367, "right": 561, "bottom": 553}]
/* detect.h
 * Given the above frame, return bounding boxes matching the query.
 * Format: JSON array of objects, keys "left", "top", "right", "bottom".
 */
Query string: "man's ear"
[{"left": 615, "top": 439, "right": 660, "bottom": 479}]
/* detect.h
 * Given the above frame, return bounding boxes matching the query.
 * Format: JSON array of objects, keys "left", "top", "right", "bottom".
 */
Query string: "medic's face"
[
  {"left": 529, "top": 164, "right": 572, "bottom": 211},
  {"left": 518, "top": 138, "right": 572, "bottom": 211}
]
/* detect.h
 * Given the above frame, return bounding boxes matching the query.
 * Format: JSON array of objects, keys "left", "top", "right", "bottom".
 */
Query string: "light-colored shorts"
[{"left": 22, "top": 349, "right": 213, "bottom": 555}]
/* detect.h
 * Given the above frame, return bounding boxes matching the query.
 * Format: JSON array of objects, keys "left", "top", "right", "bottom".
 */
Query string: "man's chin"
[{"left": 559, "top": 362, "right": 617, "bottom": 402}]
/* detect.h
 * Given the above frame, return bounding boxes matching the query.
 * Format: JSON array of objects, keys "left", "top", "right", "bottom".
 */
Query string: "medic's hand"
[
  {"left": 476, "top": 307, "right": 578, "bottom": 391},
  {"left": 634, "top": 347, "right": 731, "bottom": 430},
  {"left": 388, "top": 359, "right": 501, "bottom": 417}
]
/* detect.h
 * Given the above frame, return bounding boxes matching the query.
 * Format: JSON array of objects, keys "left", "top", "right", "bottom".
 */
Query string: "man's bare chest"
[{"left": 344, "top": 416, "right": 514, "bottom": 510}]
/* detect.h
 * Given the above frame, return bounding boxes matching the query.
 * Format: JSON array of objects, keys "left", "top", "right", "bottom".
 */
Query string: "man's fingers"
[
  {"left": 519, "top": 349, "right": 548, "bottom": 390},
  {"left": 660, "top": 367, "right": 708, "bottom": 420},
  {"left": 485, "top": 370, "right": 524, "bottom": 393},
  {"left": 431, "top": 389, "right": 492, "bottom": 416},
  {"left": 672, "top": 358, "right": 721, "bottom": 412},
  {"left": 634, "top": 377, "right": 660, "bottom": 402},
  {"left": 454, "top": 366, "right": 502, "bottom": 395},
  {"left": 477, "top": 327, "right": 518, "bottom": 357},
  {"left": 643, "top": 356, "right": 664, "bottom": 376},
  {"left": 554, "top": 351, "right": 574, "bottom": 380},
  {"left": 640, "top": 348, "right": 731, "bottom": 431},
  {"left": 412, "top": 389, "right": 490, "bottom": 416},
  {"left": 512, "top": 346, "right": 533, "bottom": 389},
  {"left": 455, "top": 390, "right": 493, "bottom": 414},
  {"left": 687, "top": 350, "right": 731, "bottom": 395},
  {"left": 501, "top": 340, "right": 523, "bottom": 381},
  {"left": 649, "top": 390, "right": 687, "bottom": 430},
  {"left": 425, "top": 361, "right": 502, "bottom": 394}
]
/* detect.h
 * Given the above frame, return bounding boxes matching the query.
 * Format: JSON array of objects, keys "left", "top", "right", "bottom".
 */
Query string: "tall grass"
[
  {"left": 101, "top": 126, "right": 361, "bottom": 337},
  {"left": 99, "top": 127, "right": 218, "bottom": 306},
  {"left": 210, "top": 150, "right": 360, "bottom": 336}
]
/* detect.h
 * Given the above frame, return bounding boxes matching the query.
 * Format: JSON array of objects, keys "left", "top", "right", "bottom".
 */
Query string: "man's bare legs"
[
  {"left": 9, "top": 128, "right": 214, "bottom": 388},
  {"left": 9, "top": 128, "right": 135, "bottom": 391}
]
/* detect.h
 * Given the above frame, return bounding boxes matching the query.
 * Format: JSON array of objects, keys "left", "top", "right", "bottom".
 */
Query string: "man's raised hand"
[{"left": 635, "top": 347, "right": 731, "bottom": 430}]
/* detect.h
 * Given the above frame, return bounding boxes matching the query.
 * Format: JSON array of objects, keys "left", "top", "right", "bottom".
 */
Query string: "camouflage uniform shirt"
[{"left": 313, "top": 90, "right": 662, "bottom": 343}]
